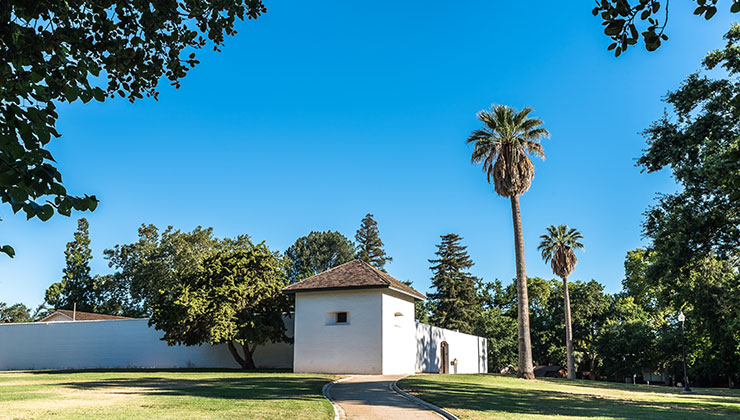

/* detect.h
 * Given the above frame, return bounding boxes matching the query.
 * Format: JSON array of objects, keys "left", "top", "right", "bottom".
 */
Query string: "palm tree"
[
  {"left": 466, "top": 105, "right": 549, "bottom": 379},
  {"left": 538, "top": 224, "right": 584, "bottom": 380}
]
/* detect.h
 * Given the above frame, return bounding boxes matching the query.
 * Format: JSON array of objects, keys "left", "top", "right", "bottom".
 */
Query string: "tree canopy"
[
  {"left": 1, "top": 0, "right": 266, "bottom": 257},
  {"left": 284, "top": 230, "right": 356, "bottom": 282},
  {"left": 148, "top": 241, "right": 291, "bottom": 369}
]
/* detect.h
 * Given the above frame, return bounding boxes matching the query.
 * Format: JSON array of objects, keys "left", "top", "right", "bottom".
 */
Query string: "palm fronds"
[
  {"left": 466, "top": 105, "right": 549, "bottom": 197},
  {"left": 538, "top": 224, "right": 584, "bottom": 279}
]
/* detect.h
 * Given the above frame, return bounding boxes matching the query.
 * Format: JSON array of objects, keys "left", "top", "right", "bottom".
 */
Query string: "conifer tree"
[
  {"left": 428, "top": 233, "right": 479, "bottom": 334},
  {"left": 45, "top": 218, "right": 124, "bottom": 314},
  {"left": 45, "top": 218, "right": 95, "bottom": 311},
  {"left": 355, "top": 213, "right": 392, "bottom": 271}
]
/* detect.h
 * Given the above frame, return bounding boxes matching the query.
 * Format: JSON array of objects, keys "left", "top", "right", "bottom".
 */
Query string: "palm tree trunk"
[
  {"left": 510, "top": 195, "right": 534, "bottom": 379},
  {"left": 562, "top": 276, "right": 576, "bottom": 379}
]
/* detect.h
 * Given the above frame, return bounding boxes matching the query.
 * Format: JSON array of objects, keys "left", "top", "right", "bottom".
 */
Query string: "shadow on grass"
[
  {"left": 24, "top": 368, "right": 292, "bottom": 375},
  {"left": 24, "top": 370, "right": 328, "bottom": 402},
  {"left": 399, "top": 376, "right": 738, "bottom": 420},
  {"left": 536, "top": 376, "right": 740, "bottom": 399}
]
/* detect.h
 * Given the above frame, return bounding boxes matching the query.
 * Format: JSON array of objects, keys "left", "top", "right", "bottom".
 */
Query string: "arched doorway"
[{"left": 440, "top": 341, "right": 449, "bottom": 374}]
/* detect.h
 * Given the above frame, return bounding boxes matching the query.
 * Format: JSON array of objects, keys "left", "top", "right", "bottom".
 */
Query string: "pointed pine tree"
[
  {"left": 45, "top": 218, "right": 95, "bottom": 311},
  {"left": 355, "top": 213, "right": 392, "bottom": 271},
  {"left": 428, "top": 233, "right": 479, "bottom": 334}
]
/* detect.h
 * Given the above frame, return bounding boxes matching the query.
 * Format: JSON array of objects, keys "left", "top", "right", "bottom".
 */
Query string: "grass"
[
  {"left": 0, "top": 369, "right": 335, "bottom": 420},
  {"left": 398, "top": 373, "right": 740, "bottom": 420}
]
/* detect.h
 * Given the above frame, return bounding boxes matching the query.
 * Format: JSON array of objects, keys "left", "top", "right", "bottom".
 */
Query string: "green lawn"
[
  {"left": 0, "top": 369, "right": 335, "bottom": 420},
  {"left": 398, "top": 374, "right": 740, "bottom": 420}
]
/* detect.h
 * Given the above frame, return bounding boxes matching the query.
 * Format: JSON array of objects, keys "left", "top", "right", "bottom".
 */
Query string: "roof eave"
[
  {"left": 283, "top": 284, "right": 389, "bottom": 294},
  {"left": 283, "top": 284, "right": 425, "bottom": 301},
  {"left": 388, "top": 286, "right": 426, "bottom": 301}
]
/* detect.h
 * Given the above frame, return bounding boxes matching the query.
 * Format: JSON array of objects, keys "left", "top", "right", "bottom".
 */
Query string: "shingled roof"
[
  {"left": 38, "top": 310, "right": 132, "bottom": 322},
  {"left": 283, "top": 259, "right": 426, "bottom": 300}
]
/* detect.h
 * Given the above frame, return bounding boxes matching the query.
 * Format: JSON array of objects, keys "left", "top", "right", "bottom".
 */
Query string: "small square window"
[{"left": 336, "top": 312, "right": 348, "bottom": 323}]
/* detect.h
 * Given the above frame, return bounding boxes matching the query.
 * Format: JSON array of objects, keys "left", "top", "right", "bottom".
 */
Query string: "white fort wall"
[
  {"left": 292, "top": 289, "right": 383, "bottom": 374},
  {"left": 0, "top": 305, "right": 487, "bottom": 374},
  {"left": 0, "top": 318, "right": 293, "bottom": 371},
  {"left": 416, "top": 322, "right": 488, "bottom": 374},
  {"left": 381, "top": 291, "right": 417, "bottom": 375}
]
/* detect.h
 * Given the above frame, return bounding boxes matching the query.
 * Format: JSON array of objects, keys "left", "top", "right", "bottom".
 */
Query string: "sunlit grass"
[
  {"left": 399, "top": 373, "right": 740, "bottom": 420},
  {"left": 0, "top": 369, "right": 335, "bottom": 420}
]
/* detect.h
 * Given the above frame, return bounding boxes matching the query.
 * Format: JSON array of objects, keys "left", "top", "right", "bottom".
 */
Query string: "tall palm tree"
[
  {"left": 467, "top": 105, "right": 549, "bottom": 379},
  {"left": 538, "top": 224, "right": 584, "bottom": 380}
]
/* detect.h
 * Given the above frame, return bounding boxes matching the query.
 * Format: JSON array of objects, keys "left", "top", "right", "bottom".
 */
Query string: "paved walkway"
[{"left": 328, "top": 375, "right": 443, "bottom": 420}]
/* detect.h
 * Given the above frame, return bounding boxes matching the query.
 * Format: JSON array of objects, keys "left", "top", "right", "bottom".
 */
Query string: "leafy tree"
[
  {"left": 520, "top": 277, "right": 560, "bottom": 367},
  {"left": 427, "top": 234, "right": 479, "bottom": 334},
  {"left": 633, "top": 24, "right": 740, "bottom": 386},
  {"left": 592, "top": 0, "right": 740, "bottom": 56},
  {"left": 30, "top": 303, "right": 53, "bottom": 321},
  {"left": 538, "top": 225, "right": 585, "bottom": 379},
  {"left": 285, "top": 231, "right": 356, "bottom": 282},
  {"left": 597, "top": 297, "right": 659, "bottom": 382},
  {"left": 104, "top": 224, "right": 238, "bottom": 315},
  {"left": 0, "top": 302, "right": 32, "bottom": 323},
  {"left": 473, "top": 293, "right": 519, "bottom": 372},
  {"left": 148, "top": 241, "right": 291, "bottom": 369},
  {"left": 0, "top": 0, "right": 266, "bottom": 257},
  {"left": 568, "top": 280, "right": 613, "bottom": 379},
  {"left": 355, "top": 213, "right": 392, "bottom": 271},
  {"left": 44, "top": 218, "right": 126, "bottom": 314},
  {"left": 466, "top": 104, "right": 549, "bottom": 379}
]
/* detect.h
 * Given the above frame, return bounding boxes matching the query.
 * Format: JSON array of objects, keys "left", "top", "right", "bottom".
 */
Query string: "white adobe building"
[
  {"left": 284, "top": 260, "right": 487, "bottom": 375},
  {"left": 284, "top": 259, "right": 427, "bottom": 375},
  {"left": 0, "top": 260, "right": 487, "bottom": 375}
]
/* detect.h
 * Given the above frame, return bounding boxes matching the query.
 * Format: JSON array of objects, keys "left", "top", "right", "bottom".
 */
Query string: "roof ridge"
[{"left": 357, "top": 259, "right": 391, "bottom": 286}]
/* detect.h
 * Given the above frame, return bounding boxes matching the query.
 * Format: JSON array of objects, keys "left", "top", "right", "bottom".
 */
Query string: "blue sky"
[{"left": 1, "top": 1, "right": 736, "bottom": 308}]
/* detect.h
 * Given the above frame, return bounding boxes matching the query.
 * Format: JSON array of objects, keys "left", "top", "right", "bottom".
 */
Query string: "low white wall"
[
  {"left": 416, "top": 322, "right": 487, "bottom": 374},
  {"left": 0, "top": 318, "right": 293, "bottom": 371}
]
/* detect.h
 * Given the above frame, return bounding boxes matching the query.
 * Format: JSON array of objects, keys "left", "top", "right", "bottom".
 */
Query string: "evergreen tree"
[
  {"left": 45, "top": 218, "right": 95, "bottom": 311},
  {"left": 45, "top": 218, "right": 130, "bottom": 315},
  {"left": 427, "top": 233, "right": 479, "bottom": 334},
  {"left": 355, "top": 213, "right": 392, "bottom": 271}
]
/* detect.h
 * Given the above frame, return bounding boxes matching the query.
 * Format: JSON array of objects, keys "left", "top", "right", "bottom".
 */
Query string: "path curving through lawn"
[{"left": 328, "top": 375, "right": 444, "bottom": 420}]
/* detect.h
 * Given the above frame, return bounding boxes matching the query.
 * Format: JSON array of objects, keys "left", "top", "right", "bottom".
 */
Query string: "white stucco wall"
[
  {"left": 416, "top": 322, "right": 488, "bottom": 374},
  {"left": 292, "top": 289, "right": 383, "bottom": 374},
  {"left": 0, "top": 317, "right": 293, "bottom": 371},
  {"left": 381, "top": 291, "right": 417, "bottom": 374}
]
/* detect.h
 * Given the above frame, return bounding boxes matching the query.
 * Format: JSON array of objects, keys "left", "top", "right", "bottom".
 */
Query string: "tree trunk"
[
  {"left": 242, "top": 343, "right": 257, "bottom": 369},
  {"left": 227, "top": 340, "right": 257, "bottom": 369},
  {"left": 591, "top": 357, "right": 598, "bottom": 380},
  {"left": 510, "top": 195, "right": 534, "bottom": 379},
  {"left": 562, "top": 276, "right": 576, "bottom": 379}
]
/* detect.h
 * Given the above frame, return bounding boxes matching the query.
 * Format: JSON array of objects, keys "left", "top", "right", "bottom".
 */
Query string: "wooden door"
[{"left": 440, "top": 341, "right": 449, "bottom": 374}]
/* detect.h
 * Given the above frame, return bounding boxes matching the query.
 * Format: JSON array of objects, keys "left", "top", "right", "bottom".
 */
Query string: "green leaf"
[
  {"left": 1, "top": 245, "right": 15, "bottom": 258},
  {"left": 605, "top": 20, "right": 625, "bottom": 36},
  {"left": 64, "top": 85, "right": 79, "bottom": 103},
  {"left": 8, "top": 187, "right": 27, "bottom": 203},
  {"left": 92, "top": 87, "right": 106, "bottom": 102},
  {"left": 705, "top": 6, "right": 717, "bottom": 20},
  {"left": 37, "top": 205, "right": 54, "bottom": 221},
  {"left": 732, "top": 2, "right": 740, "bottom": 13}
]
